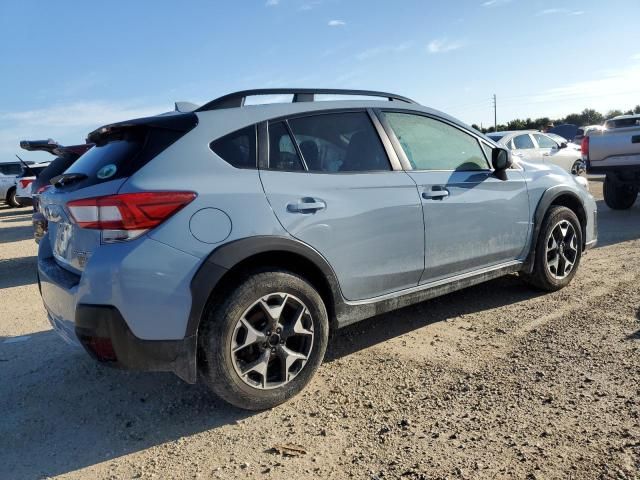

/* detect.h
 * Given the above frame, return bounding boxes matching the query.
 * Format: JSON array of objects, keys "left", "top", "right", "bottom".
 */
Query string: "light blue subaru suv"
[{"left": 37, "top": 89, "right": 597, "bottom": 409}]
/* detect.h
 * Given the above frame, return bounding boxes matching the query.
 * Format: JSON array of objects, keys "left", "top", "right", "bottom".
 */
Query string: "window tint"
[
  {"left": 533, "top": 133, "right": 558, "bottom": 149},
  {"left": 210, "top": 126, "right": 257, "bottom": 169},
  {"left": 383, "top": 112, "right": 488, "bottom": 171},
  {"left": 288, "top": 112, "right": 390, "bottom": 172},
  {"left": 512, "top": 134, "right": 535, "bottom": 149},
  {"left": 268, "top": 122, "right": 305, "bottom": 171}
]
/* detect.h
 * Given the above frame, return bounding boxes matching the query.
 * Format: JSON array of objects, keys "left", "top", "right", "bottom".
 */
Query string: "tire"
[
  {"left": 570, "top": 160, "right": 585, "bottom": 176},
  {"left": 6, "top": 187, "right": 20, "bottom": 208},
  {"left": 199, "top": 269, "right": 329, "bottom": 410},
  {"left": 603, "top": 174, "right": 638, "bottom": 210},
  {"left": 523, "top": 205, "right": 582, "bottom": 292}
]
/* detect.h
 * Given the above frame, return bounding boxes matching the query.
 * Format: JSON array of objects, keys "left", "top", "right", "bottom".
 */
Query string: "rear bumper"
[
  {"left": 75, "top": 305, "right": 196, "bottom": 383},
  {"left": 37, "top": 232, "right": 202, "bottom": 383}
]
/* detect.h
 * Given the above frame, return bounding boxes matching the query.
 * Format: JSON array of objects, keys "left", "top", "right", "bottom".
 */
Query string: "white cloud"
[
  {"left": 328, "top": 19, "right": 346, "bottom": 27},
  {"left": 537, "top": 8, "right": 585, "bottom": 16},
  {"left": 536, "top": 8, "right": 564, "bottom": 15},
  {"left": 265, "top": 0, "right": 280, "bottom": 6},
  {"left": 530, "top": 64, "right": 640, "bottom": 106},
  {"left": 0, "top": 100, "right": 166, "bottom": 159},
  {"left": 427, "top": 38, "right": 463, "bottom": 54},
  {"left": 481, "top": 0, "right": 511, "bottom": 7},
  {"left": 356, "top": 42, "right": 413, "bottom": 61},
  {"left": 299, "top": 1, "right": 321, "bottom": 11},
  {"left": 632, "top": 53, "right": 640, "bottom": 61}
]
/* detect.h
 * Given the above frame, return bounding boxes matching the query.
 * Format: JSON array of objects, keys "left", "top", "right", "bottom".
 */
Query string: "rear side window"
[
  {"left": 287, "top": 112, "right": 390, "bottom": 172},
  {"left": 210, "top": 126, "right": 257, "bottom": 169},
  {"left": 512, "top": 134, "right": 535, "bottom": 149},
  {"left": 382, "top": 112, "right": 488, "bottom": 171}
]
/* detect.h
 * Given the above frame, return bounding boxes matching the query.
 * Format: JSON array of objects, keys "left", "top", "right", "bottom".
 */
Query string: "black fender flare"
[
  {"left": 523, "top": 186, "right": 586, "bottom": 273},
  {"left": 185, "top": 235, "right": 344, "bottom": 338}
]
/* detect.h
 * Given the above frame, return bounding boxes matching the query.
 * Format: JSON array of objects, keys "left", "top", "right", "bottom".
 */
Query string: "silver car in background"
[{"left": 487, "top": 130, "right": 585, "bottom": 175}]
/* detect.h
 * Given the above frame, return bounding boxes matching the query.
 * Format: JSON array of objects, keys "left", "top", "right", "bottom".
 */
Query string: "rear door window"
[
  {"left": 533, "top": 133, "right": 557, "bottom": 149},
  {"left": 268, "top": 122, "right": 305, "bottom": 171},
  {"left": 512, "top": 134, "right": 535, "bottom": 150},
  {"left": 287, "top": 112, "right": 390, "bottom": 172}
]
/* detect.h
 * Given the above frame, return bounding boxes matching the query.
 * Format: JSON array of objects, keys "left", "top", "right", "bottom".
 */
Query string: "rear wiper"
[{"left": 51, "top": 172, "right": 88, "bottom": 188}]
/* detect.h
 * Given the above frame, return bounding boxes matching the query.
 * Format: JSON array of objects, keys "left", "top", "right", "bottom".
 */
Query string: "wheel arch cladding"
[
  {"left": 187, "top": 237, "right": 343, "bottom": 340},
  {"left": 525, "top": 187, "right": 587, "bottom": 273}
]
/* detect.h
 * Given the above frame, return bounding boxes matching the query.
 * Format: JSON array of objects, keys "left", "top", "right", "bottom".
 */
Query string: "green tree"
[
  {"left": 605, "top": 109, "right": 623, "bottom": 119},
  {"left": 580, "top": 109, "right": 604, "bottom": 125},
  {"left": 634, "top": 105, "right": 640, "bottom": 114}
]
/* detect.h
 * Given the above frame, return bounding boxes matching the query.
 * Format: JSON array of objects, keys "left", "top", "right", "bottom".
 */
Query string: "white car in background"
[
  {"left": 15, "top": 162, "right": 51, "bottom": 207},
  {"left": 487, "top": 130, "right": 585, "bottom": 175},
  {"left": 0, "top": 161, "right": 27, "bottom": 207}
]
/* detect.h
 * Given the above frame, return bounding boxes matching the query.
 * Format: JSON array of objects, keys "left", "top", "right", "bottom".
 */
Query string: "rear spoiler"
[
  {"left": 20, "top": 139, "right": 93, "bottom": 158},
  {"left": 86, "top": 112, "right": 198, "bottom": 145}
]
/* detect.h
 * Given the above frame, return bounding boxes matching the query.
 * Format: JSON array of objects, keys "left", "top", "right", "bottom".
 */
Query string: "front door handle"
[
  {"left": 422, "top": 187, "right": 449, "bottom": 200},
  {"left": 287, "top": 198, "right": 326, "bottom": 213}
]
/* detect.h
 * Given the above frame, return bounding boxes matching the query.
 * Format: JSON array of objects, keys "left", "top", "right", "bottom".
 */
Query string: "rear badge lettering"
[{"left": 97, "top": 164, "right": 117, "bottom": 179}]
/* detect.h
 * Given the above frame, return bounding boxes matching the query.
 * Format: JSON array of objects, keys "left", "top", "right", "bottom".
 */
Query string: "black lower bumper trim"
[
  {"left": 75, "top": 304, "right": 197, "bottom": 383},
  {"left": 16, "top": 196, "right": 33, "bottom": 207}
]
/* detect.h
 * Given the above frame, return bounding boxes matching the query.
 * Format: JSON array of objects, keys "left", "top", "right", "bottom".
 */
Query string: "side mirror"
[
  {"left": 491, "top": 148, "right": 512, "bottom": 171},
  {"left": 559, "top": 142, "right": 567, "bottom": 149}
]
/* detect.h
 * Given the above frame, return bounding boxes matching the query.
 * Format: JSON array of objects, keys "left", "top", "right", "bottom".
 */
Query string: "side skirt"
[{"left": 334, "top": 261, "right": 523, "bottom": 328}]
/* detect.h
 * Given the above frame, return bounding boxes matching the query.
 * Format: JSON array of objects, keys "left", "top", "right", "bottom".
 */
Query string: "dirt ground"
[{"left": 1, "top": 177, "right": 639, "bottom": 480}]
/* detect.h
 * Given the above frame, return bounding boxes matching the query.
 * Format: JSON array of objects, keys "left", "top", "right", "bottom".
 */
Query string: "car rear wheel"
[
  {"left": 6, "top": 187, "right": 20, "bottom": 208},
  {"left": 570, "top": 160, "right": 585, "bottom": 176},
  {"left": 603, "top": 174, "right": 637, "bottom": 210},
  {"left": 523, "top": 205, "right": 582, "bottom": 292},
  {"left": 199, "top": 269, "right": 329, "bottom": 410}
]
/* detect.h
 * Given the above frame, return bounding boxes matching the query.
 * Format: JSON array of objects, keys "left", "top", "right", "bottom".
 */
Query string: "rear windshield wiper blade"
[{"left": 51, "top": 172, "right": 88, "bottom": 188}]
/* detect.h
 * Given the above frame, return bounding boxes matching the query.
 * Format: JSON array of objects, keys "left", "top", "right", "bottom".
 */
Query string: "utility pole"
[{"left": 492, "top": 94, "right": 497, "bottom": 131}]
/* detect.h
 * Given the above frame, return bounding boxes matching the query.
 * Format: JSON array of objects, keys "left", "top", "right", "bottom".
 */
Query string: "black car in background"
[{"left": 19, "top": 139, "right": 93, "bottom": 241}]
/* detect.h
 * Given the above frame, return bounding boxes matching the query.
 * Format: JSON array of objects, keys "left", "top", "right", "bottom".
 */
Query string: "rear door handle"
[
  {"left": 422, "top": 187, "right": 449, "bottom": 200},
  {"left": 287, "top": 198, "right": 326, "bottom": 213}
]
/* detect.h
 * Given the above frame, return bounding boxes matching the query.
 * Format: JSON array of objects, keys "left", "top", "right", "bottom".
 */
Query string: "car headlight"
[{"left": 574, "top": 175, "right": 589, "bottom": 192}]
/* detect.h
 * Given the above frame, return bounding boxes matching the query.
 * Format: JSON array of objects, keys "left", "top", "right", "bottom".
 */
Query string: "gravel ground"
[{"left": 1, "top": 178, "right": 639, "bottom": 480}]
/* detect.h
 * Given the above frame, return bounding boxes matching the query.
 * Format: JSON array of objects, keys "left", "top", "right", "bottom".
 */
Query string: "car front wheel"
[
  {"left": 523, "top": 205, "right": 582, "bottom": 292},
  {"left": 199, "top": 269, "right": 329, "bottom": 410}
]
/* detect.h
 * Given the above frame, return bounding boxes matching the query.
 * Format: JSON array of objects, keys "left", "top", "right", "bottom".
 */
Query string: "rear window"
[
  {"left": 487, "top": 134, "right": 504, "bottom": 142},
  {"left": 65, "top": 133, "right": 143, "bottom": 184},
  {"left": 61, "top": 113, "right": 198, "bottom": 189},
  {"left": 19, "top": 166, "right": 47, "bottom": 177}
]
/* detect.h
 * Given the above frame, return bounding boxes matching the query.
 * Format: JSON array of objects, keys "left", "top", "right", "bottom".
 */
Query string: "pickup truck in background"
[{"left": 583, "top": 114, "right": 640, "bottom": 210}]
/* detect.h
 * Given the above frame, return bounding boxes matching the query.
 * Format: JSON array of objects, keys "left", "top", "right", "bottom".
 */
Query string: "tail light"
[
  {"left": 19, "top": 179, "right": 33, "bottom": 189},
  {"left": 67, "top": 191, "right": 196, "bottom": 242},
  {"left": 581, "top": 136, "right": 589, "bottom": 161}
]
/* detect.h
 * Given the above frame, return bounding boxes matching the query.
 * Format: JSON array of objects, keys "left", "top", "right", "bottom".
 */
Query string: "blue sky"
[{"left": 1, "top": 0, "right": 639, "bottom": 162}]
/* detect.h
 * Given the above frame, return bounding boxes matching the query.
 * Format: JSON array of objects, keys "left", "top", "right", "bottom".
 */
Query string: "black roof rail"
[{"left": 196, "top": 88, "right": 418, "bottom": 112}]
